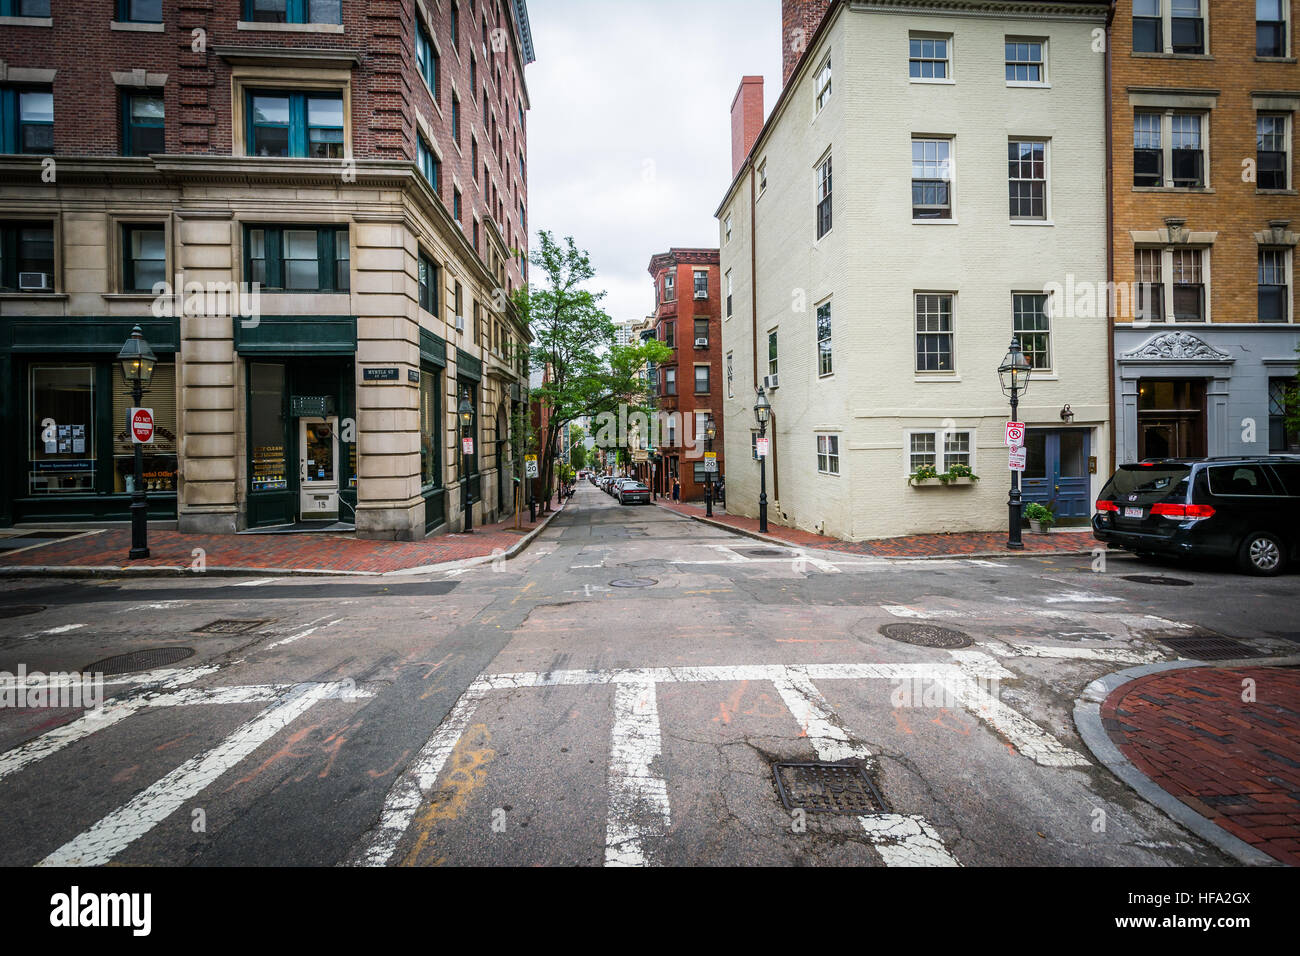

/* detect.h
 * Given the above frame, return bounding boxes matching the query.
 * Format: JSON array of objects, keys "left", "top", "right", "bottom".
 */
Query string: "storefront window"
[
  {"left": 112, "top": 363, "right": 177, "bottom": 493},
  {"left": 29, "top": 365, "right": 95, "bottom": 495},
  {"left": 420, "top": 367, "right": 441, "bottom": 488},
  {"left": 250, "top": 363, "right": 288, "bottom": 492}
]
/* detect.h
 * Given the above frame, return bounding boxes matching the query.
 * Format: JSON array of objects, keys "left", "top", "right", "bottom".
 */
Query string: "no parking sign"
[{"left": 1005, "top": 422, "right": 1025, "bottom": 448}]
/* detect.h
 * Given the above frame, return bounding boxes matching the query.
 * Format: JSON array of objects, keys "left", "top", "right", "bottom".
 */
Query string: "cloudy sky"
[{"left": 526, "top": 0, "right": 783, "bottom": 324}]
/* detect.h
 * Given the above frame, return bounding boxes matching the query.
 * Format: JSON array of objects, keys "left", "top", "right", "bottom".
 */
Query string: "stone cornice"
[
  {"left": 1120, "top": 332, "right": 1233, "bottom": 363},
  {"left": 850, "top": 0, "right": 1108, "bottom": 20},
  {"left": 648, "top": 248, "right": 720, "bottom": 276},
  {"left": 211, "top": 45, "right": 362, "bottom": 70}
]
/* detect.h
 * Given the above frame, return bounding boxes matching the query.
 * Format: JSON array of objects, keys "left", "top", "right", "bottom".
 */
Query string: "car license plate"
[{"left": 1123, "top": 507, "right": 1143, "bottom": 519}]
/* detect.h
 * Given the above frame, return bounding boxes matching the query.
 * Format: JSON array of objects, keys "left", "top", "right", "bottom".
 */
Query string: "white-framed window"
[
  {"left": 694, "top": 269, "right": 708, "bottom": 299},
  {"left": 1134, "top": 0, "right": 1207, "bottom": 55},
  {"left": 767, "top": 328, "right": 778, "bottom": 378},
  {"left": 816, "top": 153, "right": 832, "bottom": 239},
  {"left": 912, "top": 137, "right": 953, "bottom": 220},
  {"left": 694, "top": 364, "right": 709, "bottom": 394},
  {"left": 724, "top": 213, "right": 733, "bottom": 244},
  {"left": 1132, "top": 246, "right": 1214, "bottom": 323},
  {"left": 1013, "top": 293, "right": 1051, "bottom": 369},
  {"left": 725, "top": 269, "right": 733, "bottom": 317},
  {"left": 1172, "top": 247, "right": 1208, "bottom": 321},
  {"left": 816, "top": 433, "right": 840, "bottom": 475},
  {"left": 1258, "top": 113, "right": 1290, "bottom": 191},
  {"left": 909, "top": 33, "right": 951, "bottom": 81},
  {"left": 758, "top": 160, "right": 767, "bottom": 196},
  {"left": 1005, "top": 38, "right": 1046, "bottom": 85},
  {"left": 908, "top": 429, "right": 974, "bottom": 474},
  {"left": 1008, "top": 139, "right": 1047, "bottom": 220},
  {"left": 726, "top": 351, "right": 734, "bottom": 398},
  {"left": 664, "top": 271, "right": 675, "bottom": 300},
  {"left": 1259, "top": 0, "right": 1290, "bottom": 57},
  {"left": 915, "top": 293, "right": 954, "bottom": 372},
  {"left": 814, "top": 54, "right": 832, "bottom": 112},
  {"left": 663, "top": 366, "right": 676, "bottom": 395},
  {"left": 816, "top": 299, "right": 832, "bottom": 377},
  {"left": 1259, "top": 247, "right": 1291, "bottom": 323},
  {"left": 1134, "top": 110, "right": 1209, "bottom": 188}
]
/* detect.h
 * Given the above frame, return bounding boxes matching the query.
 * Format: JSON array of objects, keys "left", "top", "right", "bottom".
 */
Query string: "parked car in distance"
[
  {"left": 618, "top": 481, "right": 651, "bottom": 505},
  {"left": 610, "top": 478, "right": 635, "bottom": 496},
  {"left": 1092, "top": 457, "right": 1300, "bottom": 576}
]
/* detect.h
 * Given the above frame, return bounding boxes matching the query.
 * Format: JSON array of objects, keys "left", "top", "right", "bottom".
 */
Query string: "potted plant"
[
  {"left": 908, "top": 463, "right": 941, "bottom": 486},
  {"left": 1024, "top": 502, "right": 1055, "bottom": 533},
  {"left": 939, "top": 463, "right": 980, "bottom": 485}
]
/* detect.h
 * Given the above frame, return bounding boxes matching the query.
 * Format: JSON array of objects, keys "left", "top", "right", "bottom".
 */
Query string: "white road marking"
[
  {"left": 39, "top": 681, "right": 343, "bottom": 867},
  {"left": 1143, "top": 615, "right": 1194, "bottom": 630},
  {"left": 41, "top": 624, "right": 85, "bottom": 635},
  {"left": 931, "top": 674, "right": 1089, "bottom": 767},
  {"left": 771, "top": 671, "right": 873, "bottom": 764},
  {"left": 605, "top": 681, "right": 671, "bottom": 867},
  {"left": 118, "top": 602, "right": 187, "bottom": 613},
  {"left": 263, "top": 617, "right": 343, "bottom": 651},
  {"left": 881, "top": 605, "right": 937, "bottom": 619},
  {"left": 977, "top": 641, "right": 1165, "bottom": 664},
  {"left": 857, "top": 815, "right": 960, "bottom": 867},
  {"left": 232, "top": 578, "right": 276, "bottom": 587},
  {"left": 1043, "top": 592, "right": 1123, "bottom": 604}
]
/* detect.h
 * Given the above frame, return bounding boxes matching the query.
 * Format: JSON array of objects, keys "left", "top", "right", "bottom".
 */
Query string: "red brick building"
[{"left": 647, "top": 248, "right": 724, "bottom": 502}]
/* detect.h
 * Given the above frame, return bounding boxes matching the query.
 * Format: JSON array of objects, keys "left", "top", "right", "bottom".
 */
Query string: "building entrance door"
[
  {"left": 1137, "top": 380, "right": 1206, "bottom": 459},
  {"left": 1023, "top": 429, "right": 1092, "bottom": 522},
  {"left": 299, "top": 417, "right": 340, "bottom": 520}
]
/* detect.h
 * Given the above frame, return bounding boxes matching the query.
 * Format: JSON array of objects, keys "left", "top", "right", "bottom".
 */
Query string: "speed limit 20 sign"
[
  {"left": 128, "top": 407, "right": 155, "bottom": 444},
  {"left": 1005, "top": 422, "right": 1025, "bottom": 448}
]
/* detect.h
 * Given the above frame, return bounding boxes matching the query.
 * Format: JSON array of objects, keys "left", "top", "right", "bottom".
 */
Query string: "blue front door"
[{"left": 1022, "top": 429, "right": 1091, "bottom": 522}]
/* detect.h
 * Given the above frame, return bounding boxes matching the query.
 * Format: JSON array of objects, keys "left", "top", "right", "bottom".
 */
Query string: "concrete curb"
[
  {"left": 0, "top": 504, "right": 567, "bottom": 581},
  {"left": 660, "top": 504, "right": 1097, "bottom": 561},
  {"left": 1073, "top": 659, "right": 1289, "bottom": 867}
]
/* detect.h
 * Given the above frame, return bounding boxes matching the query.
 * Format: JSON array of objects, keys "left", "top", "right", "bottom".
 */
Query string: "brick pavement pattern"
[
  {"left": 1102, "top": 667, "right": 1300, "bottom": 866},
  {"left": 655, "top": 500, "right": 1096, "bottom": 557},
  {"left": 0, "top": 509, "right": 559, "bottom": 575}
]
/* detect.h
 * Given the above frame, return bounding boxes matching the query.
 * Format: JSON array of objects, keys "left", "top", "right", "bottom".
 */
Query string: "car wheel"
[{"left": 1238, "top": 531, "right": 1286, "bottom": 576}]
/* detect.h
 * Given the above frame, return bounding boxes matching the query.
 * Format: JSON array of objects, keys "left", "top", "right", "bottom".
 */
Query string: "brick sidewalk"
[
  {"left": 0, "top": 507, "right": 561, "bottom": 575},
  {"left": 1102, "top": 667, "right": 1300, "bottom": 866},
  {"left": 655, "top": 499, "right": 1096, "bottom": 558}
]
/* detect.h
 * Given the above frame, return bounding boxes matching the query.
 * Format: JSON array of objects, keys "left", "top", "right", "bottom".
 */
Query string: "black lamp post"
[
  {"left": 754, "top": 387, "right": 770, "bottom": 533},
  {"left": 117, "top": 325, "right": 157, "bottom": 560},
  {"left": 458, "top": 390, "right": 474, "bottom": 533},
  {"left": 998, "top": 337, "right": 1032, "bottom": 551},
  {"left": 704, "top": 416, "right": 717, "bottom": 517}
]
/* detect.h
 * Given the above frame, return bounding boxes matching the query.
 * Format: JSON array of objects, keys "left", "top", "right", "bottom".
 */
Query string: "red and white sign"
[
  {"left": 462, "top": 436, "right": 474, "bottom": 455},
  {"left": 1005, "top": 422, "right": 1025, "bottom": 448},
  {"left": 129, "top": 407, "right": 154, "bottom": 444},
  {"left": 1008, "top": 446, "right": 1027, "bottom": 472},
  {"left": 755, "top": 437, "right": 770, "bottom": 458}
]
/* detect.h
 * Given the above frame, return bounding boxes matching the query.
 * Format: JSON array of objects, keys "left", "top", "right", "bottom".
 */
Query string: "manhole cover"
[
  {"left": 193, "top": 619, "right": 271, "bottom": 635},
  {"left": 1122, "top": 575, "right": 1194, "bottom": 587},
  {"left": 0, "top": 605, "right": 45, "bottom": 619},
  {"left": 609, "top": 578, "right": 657, "bottom": 588},
  {"left": 1156, "top": 636, "right": 1265, "bottom": 661},
  {"left": 773, "top": 762, "right": 889, "bottom": 814},
  {"left": 879, "top": 622, "right": 972, "bottom": 648},
  {"left": 84, "top": 646, "right": 195, "bottom": 675},
  {"left": 745, "top": 548, "right": 788, "bottom": 557}
]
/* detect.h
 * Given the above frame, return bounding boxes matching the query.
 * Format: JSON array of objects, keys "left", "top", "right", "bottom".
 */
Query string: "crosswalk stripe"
[{"left": 605, "top": 681, "right": 670, "bottom": 867}]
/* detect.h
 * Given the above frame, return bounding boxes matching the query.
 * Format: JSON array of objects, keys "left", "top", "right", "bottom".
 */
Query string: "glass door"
[{"left": 298, "top": 417, "right": 339, "bottom": 520}]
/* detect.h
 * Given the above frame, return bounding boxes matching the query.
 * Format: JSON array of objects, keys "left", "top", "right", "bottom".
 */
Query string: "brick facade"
[{"left": 781, "top": 0, "right": 832, "bottom": 88}]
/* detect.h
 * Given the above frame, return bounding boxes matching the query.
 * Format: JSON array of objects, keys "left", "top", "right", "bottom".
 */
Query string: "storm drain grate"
[
  {"left": 0, "top": 605, "right": 45, "bottom": 619},
  {"left": 609, "top": 578, "right": 657, "bottom": 589},
  {"left": 1156, "top": 635, "right": 1266, "bottom": 661},
  {"left": 773, "top": 762, "right": 889, "bottom": 815},
  {"left": 879, "top": 622, "right": 972, "bottom": 649},
  {"left": 745, "top": 548, "right": 789, "bottom": 558},
  {"left": 84, "top": 646, "right": 195, "bottom": 675},
  {"left": 192, "top": 619, "right": 271, "bottom": 635},
  {"left": 1122, "top": 575, "right": 1194, "bottom": 587}
]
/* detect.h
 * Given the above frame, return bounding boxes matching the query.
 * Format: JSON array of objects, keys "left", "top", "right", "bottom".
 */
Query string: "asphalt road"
[{"left": 0, "top": 482, "right": 1296, "bottom": 867}]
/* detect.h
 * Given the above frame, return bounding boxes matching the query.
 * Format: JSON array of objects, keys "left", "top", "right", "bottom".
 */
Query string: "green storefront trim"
[
  {"left": 420, "top": 327, "right": 447, "bottom": 368},
  {"left": 234, "top": 315, "right": 357, "bottom": 355}
]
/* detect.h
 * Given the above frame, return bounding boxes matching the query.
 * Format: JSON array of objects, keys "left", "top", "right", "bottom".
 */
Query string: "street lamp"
[
  {"left": 704, "top": 416, "right": 717, "bottom": 517},
  {"left": 458, "top": 390, "right": 474, "bottom": 533},
  {"left": 754, "top": 387, "right": 771, "bottom": 533},
  {"left": 117, "top": 325, "right": 156, "bottom": 560},
  {"left": 998, "top": 337, "right": 1032, "bottom": 551}
]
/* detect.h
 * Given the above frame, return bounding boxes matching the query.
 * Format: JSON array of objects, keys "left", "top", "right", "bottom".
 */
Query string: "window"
[
  {"left": 694, "top": 365, "right": 710, "bottom": 394},
  {"left": 1135, "top": 248, "right": 1165, "bottom": 321},
  {"left": 726, "top": 352, "right": 734, "bottom": 399},
  {"left": 1172, "top": 248, "right": 1205, "bottom": 321},
  {"left": 0, "top": 1, "right": 50, "bottom": 15},
  {"left": 816, "top": 301, "right": 832, "bottom": 377},
  {"left": 694, "top": 270, "right": 708, "bottom": 299},
  {"left": 1013, "top": 294, "right": 1051, "bottom": 369},
  {"left": 245, "top": 0, "right": 339, "bottom": 23},
  {"left": 724, "top": 215, "right": 732, "bottom": 244},
  {"left": 420, "top": 366, "right": 442, "bottom": 488},
  {"left": 1269, "top": 379, "right": 1300, "bottom": 452},
  {"left": 418, "top": 252, "right": 439, "bottom": 316},
  {"left": 909, "top": 433, "right": 937, "bottom": 472},
  {"left": 910, "top": 430, "right": 974, "bottom": 474},
  {"left": 1258, "top": 114, "right": 1289, "bottom": 190},
  {"left": 1170, "top": 114, "right": 1204, "bottom": 187},
  {"left": 122, "top": 92, "right": 164, "bottom": 156},
  {"left": 1171, "top": 0, "right": 1204, "bottom": 55},
  {"left": 453, "top": 187, "right": 462, "bottom": 223},
  {"left": 664, "top": 272, "right": 675, "bottom": 301},
  {"left": 758, "top": 161, "right": 767, "bottom": 195},
  {"left": 472, "top": 218, "right": 480, "bottom": 253},
  {"left": 1133, "top": 0, "right": 1162, "bottom": 53},
  {"left": 454, "top": 280, "right": 462, "bottom": 321},
  {"left": 1008, "top": 140, "right": 1046, "bottom": 220},
  {"left": 416, "top": 21, "right": 440, "bottom": 100},
  {"left": 1208, "top": 465, "right": 1275, "bottom": 497},
  {"left": 123, "top": 225, "right": 165, "bottom": 293},
  {"left": 122, "top": 0, "right": 163, "bottom": 23},
  {"left": 452, "top": 93, "right": 461, "bottom": 144},
  {"left": 816, "top": 434, "right": 840, "bottom": 475},
  {"left": 470, "top": 54, "right": 477, "bottom": 90},
  {"left": 664, "top": 367, "right": 676, "bottom": 396},
  {"left": 471, "top": 135, "right": 479, "bottom": 171},
  {"left": 1259, "top": 0, "right": 1289, "bottom": 57},
  {"left": 767, "top": 329, "right": 778, "bottom": 378},
  {"left": 725, "top": 270, "right": 733, "bottom": 317},
  {"left": 245, "top": 226, "right": 349, "bottom": 292},
  {"left": 1259, "top": 248, "right": 1290, "bottom": 323},
  {"left": 29, "top": 365, "right": 97, "bottom": 495},
  {"left": 814, "top": 55, "right": 832, "bottom": 112},
  {"left": 915, "top": 293, "right": 954, "bottom": 372},
  {"left": 417, "top": 137, "right": 440, "bottom": 192},
  {"left": 944, "top": 432, "right": 971, "bottom": 469},
  {"left": 450, "top": 1, "right": 460, "bottom": 50},
  {"left": 694, "top": 317, "right": 709, "bottom": 345},
  {"left": 1134, "top": 112, "right": 1163, "bottom": 187},
  {"left": 912, "top": 138, "right": 952, "bottom": 219},
  {"left": 247, "top": 91, "right": 343, "bottom": 158},
  {"left": 1005, "top": 40, "right": 1044, "bottom": 84},
  {"left": 0, "top": 221, "right": 55, "bottom": 292},
  {"left": 816, "top": 155, "right": 832, "bottom": 239},
  {"left": 0, "top": 87, "right": 53, "bottom": 155},
  {"left": 909, "top": 35, "right": 950, "bottom": 79},
  {"left": 663, "top": 321, "right": 674, "bottom": 348}
]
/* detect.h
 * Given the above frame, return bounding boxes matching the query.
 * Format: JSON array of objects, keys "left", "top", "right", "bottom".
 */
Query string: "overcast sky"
[{"left": 526, "top": 0, "right": 783, "bottom": 325}]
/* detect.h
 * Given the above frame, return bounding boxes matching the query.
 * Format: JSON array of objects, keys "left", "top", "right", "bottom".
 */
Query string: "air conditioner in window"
[
  {"left": 454, "top": 314, "right": 465, "bottom": 332},
  {"left": 694, "top": 337, "right": 708, "bottom": 348},
  {"left": 762, "top": 374, "right": 779, "bottom": 390},
  {"left": 694, "top": 290, "right": 708, "bottom": 300},
  {"left": 18, "top": 272, "right": 50, "bottom": 291}
]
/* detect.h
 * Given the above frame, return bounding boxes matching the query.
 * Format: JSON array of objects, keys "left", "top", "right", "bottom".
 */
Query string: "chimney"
[
  {"left": 730, "top": 76, "right": 764, "bottom": 178},
  {"left": 782, "top": 0, "right": 832, "bottom": 87}
]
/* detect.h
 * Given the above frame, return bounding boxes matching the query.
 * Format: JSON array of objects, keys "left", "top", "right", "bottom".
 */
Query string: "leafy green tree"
[{"left": 569, "top": 425, "right": 588, "bottom": 469}]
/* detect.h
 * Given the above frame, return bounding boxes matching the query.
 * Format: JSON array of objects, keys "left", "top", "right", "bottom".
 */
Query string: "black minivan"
[{"left": 1092, "top": 457, "right": 1300, "bottom": 575}]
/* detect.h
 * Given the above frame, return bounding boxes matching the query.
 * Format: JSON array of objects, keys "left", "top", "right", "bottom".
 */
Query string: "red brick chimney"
[
  {"left": 730, "top": 76, "right": 764, "bottom": 178},
  {"left": 782, "top": 0, "right": 832, "bottom": 87}
]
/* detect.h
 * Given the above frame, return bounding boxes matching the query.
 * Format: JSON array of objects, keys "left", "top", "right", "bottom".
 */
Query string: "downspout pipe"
[{"left": 1106, "top": 0, "right": 1118, "bottom": 472}]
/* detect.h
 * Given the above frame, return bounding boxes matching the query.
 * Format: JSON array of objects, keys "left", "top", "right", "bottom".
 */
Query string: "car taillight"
[
  {"left": 1095, "top": 500, "right": 1119, "bottom": 512},
  {"left": 1150, "top": 503, "right": 1215, "bottom": 520}
]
